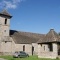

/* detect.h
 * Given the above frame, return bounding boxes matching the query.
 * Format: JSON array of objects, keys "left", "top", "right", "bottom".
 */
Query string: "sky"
[{"left": 0, "top": 0, "right": 60, "bottom": 34}]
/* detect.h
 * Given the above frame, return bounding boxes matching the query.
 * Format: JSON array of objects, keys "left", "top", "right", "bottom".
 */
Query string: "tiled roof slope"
[
  {"left": 18, "top": 31, "right": 45, "bottom": 39},
  {"left": 10, "top": 30, "right": 45, "bottom": 44},
  {"left": 10, "top": 29, "right": 60, "bottom": 44},
  {"left": 0, "top": 9, "right": 12, "bottom": 18},
  {"left": 37, "top": 29, "right": 60, "bottom": 43}
]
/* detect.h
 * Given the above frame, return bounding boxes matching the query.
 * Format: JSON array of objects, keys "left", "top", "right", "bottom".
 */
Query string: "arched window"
[
  {"left": 23, "top": 45, "right": 25, "bottom": 51},
  {"left": 5, "top": 18, "right": 7, "bottom": 24},
  {"left": 32, "top": 46, "right": 34, "bottom": 51}
]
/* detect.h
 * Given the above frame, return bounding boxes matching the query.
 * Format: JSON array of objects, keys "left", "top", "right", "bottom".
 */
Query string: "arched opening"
[
  {"left": 32, "top": 46, "right": 34, "bottom": 55},
  {"left": 23, "top": 45, "right": 25, "bottom": 51},
  {"left": 5, "top": 18, "right": 7, "bottom": 24}
]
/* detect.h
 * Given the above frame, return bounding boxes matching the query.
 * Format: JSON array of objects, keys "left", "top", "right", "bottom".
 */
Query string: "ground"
[{"left": 0, "top": 55, "right": 59, "bottom": 60}]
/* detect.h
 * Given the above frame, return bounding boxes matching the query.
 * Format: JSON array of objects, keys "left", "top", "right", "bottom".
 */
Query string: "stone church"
[{"left": 0, "top": 9, "right": 60, "bottom": 59}]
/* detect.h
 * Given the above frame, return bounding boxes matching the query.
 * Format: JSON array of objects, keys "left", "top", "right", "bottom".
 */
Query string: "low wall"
[
  {"left": 38, "top": 52, "right": 58, "bottom": 59},
  {"left": 0, "top": 52, "right": 12, "bottom": 55},
  {"left": 38, "top": 43, "right": 58, "bottom": 59}
]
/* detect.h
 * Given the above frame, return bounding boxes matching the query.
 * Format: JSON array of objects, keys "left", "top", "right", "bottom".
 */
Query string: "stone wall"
[
  {"left": 0, "top": 37, "right": 15, "bottom": 55},
  {"left": 14, "top": 44, "right": 32, "bottom": 55},
  {"left": 0, "top": 16, "right": 10, "bottom": 37},
  {"left": 1, "top": 42, "right": 12, "bottom": 52},
  {"left": 38, "top": 43, "right": 58, "bottom": 58},
  {"left": 0, "top": 37, "right": 33, "bottom": 55},
  {"left": 32, "top": 43, "right": 38, "bottom": 55}
]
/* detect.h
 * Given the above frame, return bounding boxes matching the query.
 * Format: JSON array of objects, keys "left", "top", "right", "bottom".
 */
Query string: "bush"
[{"left": 56, "top": 57, "right": 59, "bottom": 60}]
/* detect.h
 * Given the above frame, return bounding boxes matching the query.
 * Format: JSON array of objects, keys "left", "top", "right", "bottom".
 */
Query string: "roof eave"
[
  {"left": 38, "top": 41, "right": 60, "bottom": 44},
  {"left": 0, "top": 14, "right": 12, "bottom": 18}
]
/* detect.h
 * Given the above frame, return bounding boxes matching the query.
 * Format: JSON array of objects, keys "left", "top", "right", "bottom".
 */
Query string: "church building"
[{"left": 0, "top": 10, "right": 60, "bottom": 59}]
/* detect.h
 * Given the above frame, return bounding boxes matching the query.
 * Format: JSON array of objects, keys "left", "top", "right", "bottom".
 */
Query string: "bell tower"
[{"left": 0, "top": 9, "right": 12, "bottom": 37}]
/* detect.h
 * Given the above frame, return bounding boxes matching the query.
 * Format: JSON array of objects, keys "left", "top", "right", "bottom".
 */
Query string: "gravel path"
[{"left": 0, "top": 58, "right": 7, "bottom": 60}]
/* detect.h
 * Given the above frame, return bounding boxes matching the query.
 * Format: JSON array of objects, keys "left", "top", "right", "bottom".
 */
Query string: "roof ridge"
[
  {"left": 51, "top": 30, "right": 57, "bottom": 41},
  {"left": 1, "top": 9, "right": 9, "bottom": 15},
  {"left": 0, "top": 9, "right": 12, "bottom": 18},
  {"left": 37, "top": 29, "right": 59, "bottom": 43}
]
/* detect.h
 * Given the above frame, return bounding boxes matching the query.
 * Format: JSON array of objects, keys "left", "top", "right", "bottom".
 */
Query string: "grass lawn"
[{"left": 0, "top": 55, "right": 60, "bottom": 60}]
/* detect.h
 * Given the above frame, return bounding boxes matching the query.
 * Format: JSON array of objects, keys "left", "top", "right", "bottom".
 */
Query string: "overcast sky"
[{"left": 0, "top": 0, "right": 60, "bottom": 34}]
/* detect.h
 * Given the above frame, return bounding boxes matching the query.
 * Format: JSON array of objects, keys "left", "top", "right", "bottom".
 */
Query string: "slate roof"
[
  {"left": 10, "top": 29, "right": 60, "bottom": 44},
  {"left": 2, "top": 36, "right": 12, "bottom": 42},
  {"left": 37, "top": 29, "right": 60, "bottom": 43},
  {"left": 10, "top": 30, "right": 45, "bottom": 44},
  {"left": 0, "top": 9, "right": 12, "bottom": 18}
]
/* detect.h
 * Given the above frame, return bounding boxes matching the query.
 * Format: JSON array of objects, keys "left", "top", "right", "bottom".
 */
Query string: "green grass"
[{"left": 0, "top": 55, "right": 60, "bottom": 60}]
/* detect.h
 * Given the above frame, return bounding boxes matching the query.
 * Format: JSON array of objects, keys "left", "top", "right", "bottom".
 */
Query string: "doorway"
[
  {"left": 32, "top": 46, "right": 34, "bottom": 55},
  {"left": 58, "top": 43, "right": 60, "bottom": 55}
]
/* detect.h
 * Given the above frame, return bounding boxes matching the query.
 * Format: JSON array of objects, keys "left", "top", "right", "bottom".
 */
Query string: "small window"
[
  {"left": 23, "top": 45, "right": 25, "bottom": 51},
  {"left": 5, "top": 41, "right": 7, "bottom": 43},
  {"left": 20, "top": 51, "right": 25, "bottom": 54},
  {"left": 4, "top": 30, "right": 6, "bottom": 32},
  {"left": 44, "top": 46, "right": 45, "bottom": 50},
  {"left": 5, "top": 19, "right": 7, "bottom": 24}
]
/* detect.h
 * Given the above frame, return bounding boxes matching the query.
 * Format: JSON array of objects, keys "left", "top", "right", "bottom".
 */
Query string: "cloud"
[{"left": 0, "top": 0, "right": 24, "bottom": 9}]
